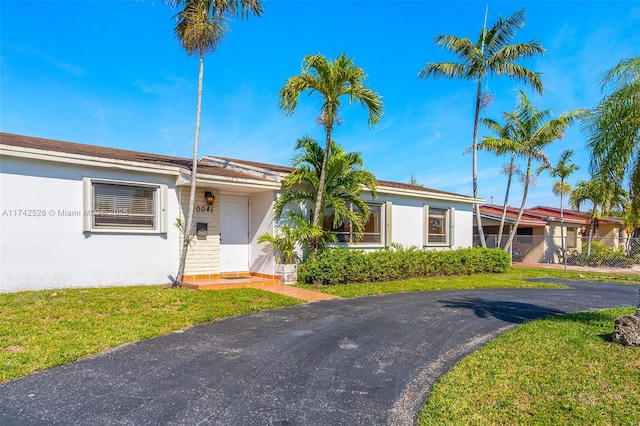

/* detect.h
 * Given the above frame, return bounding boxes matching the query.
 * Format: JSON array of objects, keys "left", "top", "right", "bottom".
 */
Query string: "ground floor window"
[
  {"left": 323, "top": 203, "right": 384, "bottom": 245},
  {"left": 516, "top": 227, "right": 534, "bottom": 244},
  {"left": 566, "top": 227, "right": 578, "bottom": 248},
  {"left": 424, "top": 206, "right": 454, "bottom": 246},
  {"left": 83, "top": 178, "right": 167, "bottom": 233}
]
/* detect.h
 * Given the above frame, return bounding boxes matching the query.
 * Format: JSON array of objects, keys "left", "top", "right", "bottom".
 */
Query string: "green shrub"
[
  {"left": 572, "top": 241, "right": 633, "bottom": 268},
  {"left": 297, "top": 247, "right": 510, "bottom": 285}
]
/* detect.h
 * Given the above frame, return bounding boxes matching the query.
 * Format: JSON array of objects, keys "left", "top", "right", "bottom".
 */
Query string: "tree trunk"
[
  {"left": 473, "top": 78, "right": 487, "bottom": 248},
  {"left": 559, "top": 180, "right": 566, "bottom": 270},
  {"left": 497, "top": 153, "right": 515, "bottom": 250},
  {"left": 174, "top": 53, "right": 204, "bottom": 288},
  {"left": 311, "top": 123, "right": 332, "bottom": 231},
  {"left": 504, "top": 157, "right": 532, "bottom": 253}
]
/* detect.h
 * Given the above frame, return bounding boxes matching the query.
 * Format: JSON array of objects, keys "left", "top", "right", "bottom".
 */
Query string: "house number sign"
[{"left": 194, "top": 205, "right": 215, "bottom": 213}]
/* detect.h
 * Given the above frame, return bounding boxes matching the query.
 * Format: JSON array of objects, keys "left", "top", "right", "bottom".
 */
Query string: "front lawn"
[
  {"left": 419, "top": 308, "right": 640, "bottom": 425},
  {"left": 0, "top": 286, "right": 300, "bottom": 383}
]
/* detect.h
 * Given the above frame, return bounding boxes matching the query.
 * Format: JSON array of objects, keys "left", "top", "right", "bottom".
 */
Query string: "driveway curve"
[{"left": 1, "top": 279, "right": 638, "bottom": 426}]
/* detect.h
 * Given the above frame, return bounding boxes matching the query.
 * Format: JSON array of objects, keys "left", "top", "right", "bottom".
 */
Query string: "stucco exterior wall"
[
  {"left": 378, "top": 193, "right": 475, "bottom": 250},
  {"left": 0, "top": 156, "right": 179, "bottom": 292},
  {"left": 249, "top": 191, "right": 277, "bottom": 275}
]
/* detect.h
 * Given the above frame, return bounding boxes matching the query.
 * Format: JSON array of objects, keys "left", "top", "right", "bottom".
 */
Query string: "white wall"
[
  {"left": 0, "top": 156, "right": 180, "bottom": 292},
  {"left": 374, "top": 192, "right": 475, "bottom": 250},
  {"left": 249, "top": 190, "right": 276, "bottom": 274}
]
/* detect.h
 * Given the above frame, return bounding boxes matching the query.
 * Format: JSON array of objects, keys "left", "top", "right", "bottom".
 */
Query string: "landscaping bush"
[
  {"left": 572, "top": 241, "right": 633, "bottom": 268},
  {"left": 297, "top": 247, "right": 510, "bottom": 285}
]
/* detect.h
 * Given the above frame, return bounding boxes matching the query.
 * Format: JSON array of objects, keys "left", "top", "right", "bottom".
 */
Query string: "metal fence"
[{"left": 476, "top": 234, "right": 640, "bottom": 271}]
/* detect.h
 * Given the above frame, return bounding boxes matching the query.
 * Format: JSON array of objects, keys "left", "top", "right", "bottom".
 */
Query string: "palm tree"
[
  {"left": 586, "top": 55, "right": 640, "bottom": 210},
  {"left": 274, "top": 136, "right": 377, "bottom": 251},
  {"left": 172, "top": 0, "right": 262, "bottom": 288},
  {"left": 538, "top": 149, "right": 579, "bottom": 262},
  {"left": 418, "top": 8, "right": 545, "bottom": 247},
  {"left": 481, "top": 91, "right": 585, "bottom": 253},
  {"left": 621, "top": 208, "right": 640, "bottom": 255},
  {"left": 571, "top": 177, "right": 629, "bottom": 255},
  {"left": 279, "top": 53, "right": 383, "bottom": 230},
  {"left": 475, "top": 118, "right": 519, "bottom": 248}
]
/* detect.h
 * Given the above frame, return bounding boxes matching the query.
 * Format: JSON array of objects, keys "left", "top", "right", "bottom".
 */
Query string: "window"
[
  {"left": 83, "top": 178, "right": 167, "bottom": 233},
  {"left": 516, "top": 227, "right": 533, "bottom": 244},
  {"left": 566, "top": 227, "right": 578, "bottom": 248},
  {"left": 323, "top": 203, "right": 385, "bottom": 245},
  {"left": 424, "top": 206, "right": 454, "bottom": 246}
]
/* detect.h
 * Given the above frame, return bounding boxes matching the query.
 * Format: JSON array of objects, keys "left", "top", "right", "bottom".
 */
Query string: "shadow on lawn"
[{"left": 438, "top": 297, "right": 566, "bottom": 324}]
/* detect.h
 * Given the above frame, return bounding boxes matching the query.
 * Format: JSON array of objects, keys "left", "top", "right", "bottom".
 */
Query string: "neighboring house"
[
  {"left": 0, "top": 133, "right": 481, "bottom": 292},
  {"left": 478, "top": 204, "right": 627, "bottom": 263}
]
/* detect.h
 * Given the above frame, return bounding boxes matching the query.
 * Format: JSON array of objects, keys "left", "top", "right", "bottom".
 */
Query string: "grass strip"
[
  {"left": 419, "top": 308, "right": 640, "bottom": 425},
  {"left": 0, "top": 286, "right": 300, "bottom": 383}
]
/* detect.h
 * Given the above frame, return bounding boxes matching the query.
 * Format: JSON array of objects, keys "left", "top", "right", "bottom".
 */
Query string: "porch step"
[
  {"left": 182, "top": 275, "right": 340, "bottom": 302},
  {"left": 183, "top": 276, "right": 280, "bottom": 290}
]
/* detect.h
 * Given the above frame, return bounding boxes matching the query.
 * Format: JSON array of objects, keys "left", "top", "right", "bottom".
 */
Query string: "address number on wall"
[{"left": 194, "top": 205, "right": 215, "bottom": 213}]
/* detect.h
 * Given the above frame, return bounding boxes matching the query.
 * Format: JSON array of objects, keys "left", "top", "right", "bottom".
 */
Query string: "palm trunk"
[
  {"left": 312, "top": 125, "right": 332, "bottom": 232},
  {"left": 497, "top": 153, "right": 515, "bottom": 249},
  {"left": 473, "top": 78, "right": 487, "bottom": 248},
  {"left": 504, "top": 157, "right": 532, "bottom": 253},
  {"left": 587, "top": 213, "right": 595, "bottom": 256},
  {"left": 175, "top": 53, "right": 204, "bottom": 288},
  {"left": 560, "top": 184, "right": 566, "bottom": 271}
]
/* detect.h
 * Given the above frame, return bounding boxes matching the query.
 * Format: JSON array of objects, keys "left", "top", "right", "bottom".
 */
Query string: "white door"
[{"left": 220, "top": 195, "right": 249, "bottom": 272}]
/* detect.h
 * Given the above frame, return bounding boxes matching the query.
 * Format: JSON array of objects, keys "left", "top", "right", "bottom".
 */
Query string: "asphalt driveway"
[{"left": 1, "top": 279, "right": 638, "bottom": 425}]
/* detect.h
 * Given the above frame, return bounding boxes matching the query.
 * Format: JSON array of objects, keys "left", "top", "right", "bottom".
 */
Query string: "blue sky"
[{"left": 2, "top": 0, "right": 639, "bottom": 208}]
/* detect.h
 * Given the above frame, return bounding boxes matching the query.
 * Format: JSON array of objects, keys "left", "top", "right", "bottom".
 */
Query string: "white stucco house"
[{"left": 0, "top": 133, "right": 481, "bottom": 293}]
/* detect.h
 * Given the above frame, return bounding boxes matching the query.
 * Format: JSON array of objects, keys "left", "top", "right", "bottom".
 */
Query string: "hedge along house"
[{"left": 0, "top": 133, "right": 480, "bottom": 293}]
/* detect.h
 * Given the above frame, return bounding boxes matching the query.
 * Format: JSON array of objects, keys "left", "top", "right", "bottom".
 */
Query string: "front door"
[{"left": 220, "top": 195, "right": 249, "bottom": 273}]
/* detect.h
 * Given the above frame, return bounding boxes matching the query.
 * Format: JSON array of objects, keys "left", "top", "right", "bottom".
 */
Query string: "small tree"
[
  {"left": 480, "top": 91, "right": 585, "bottom": 252},
  {"left": 257, "top": 225, "right": 300, "bottom": 265},
  {"left": 538, "top": 149, "right": 579, "bottom": 264},
  {"left": 279, "top": 53, "right": 383, "bottom": 231}
]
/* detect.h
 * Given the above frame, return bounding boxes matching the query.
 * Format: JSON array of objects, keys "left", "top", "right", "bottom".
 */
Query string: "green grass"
[
  {"left": 295, "top": 266, "right": 638, "bottom": 298},
  {"left": 0, "top": 286, "right": 300, "bottom": 383},
  {"left": 419, "top": 308, "right": 640, "bottom": 425}
]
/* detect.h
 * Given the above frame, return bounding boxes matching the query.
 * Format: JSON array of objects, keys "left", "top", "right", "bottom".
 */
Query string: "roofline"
[
  {"left": 1, "top": 144, "right": 182, "bottom": 177},
  {"left": 1, "top": 144, "right": 282, "bottom": 189},
  {"left": 376, "top": 183, "right": 482, "bottom": 204}
]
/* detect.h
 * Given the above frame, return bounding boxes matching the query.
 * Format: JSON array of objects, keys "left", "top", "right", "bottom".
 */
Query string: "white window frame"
[
  {"left": 82, "top": 178, "right": 168, "bottom": 234},
  {"left": 323, "top": 201, "right": 391, "bottom": 247},
  {"left": 423, "top": 205, "right": 455, "bottom": 247}
]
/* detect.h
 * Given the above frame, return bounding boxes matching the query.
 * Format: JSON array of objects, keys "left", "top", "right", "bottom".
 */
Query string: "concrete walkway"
[{"left": 1, "top": 279, "right": 638, "bottom": 425}]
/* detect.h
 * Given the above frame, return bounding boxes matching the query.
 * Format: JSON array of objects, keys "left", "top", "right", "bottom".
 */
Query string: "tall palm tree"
[
  {"left": 586, "top": 55, "right": 640, "bottom": 210},
  {"left": 571, "top": 177, "right": 628, "bottom": 255},
  {"left": 481, "top": 91, "right": 585, "bottom": 253},
  {"left": 476, "top": 118, "right": 518, "bottom": 248},
  {"left": 172, "top": 0, "right": 263, "bottom": 288},
  {"left": 274, "top": 136, "right": 377, "bottom": 251},
  {"left": 279, "top": 53, "right": 383, "bottom": 229},
  {"left": 418, "top": 8, "right": 545, "bottom": 247},
  {"left": 539, "top": 149, "right": 579, "bottom": 261}
]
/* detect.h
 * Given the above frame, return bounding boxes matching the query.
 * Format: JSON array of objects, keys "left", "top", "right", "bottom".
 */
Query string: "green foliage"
[
  {"left": 257, "top": 224, "right": 300, "bottom": 264},
  {"left": 568, "top": 241, "right": 633, "bottom": 268},
  {"left": 297, "top": 247, "right": 510, "bottom": 285}
]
